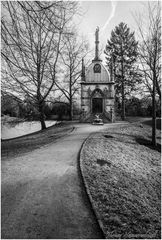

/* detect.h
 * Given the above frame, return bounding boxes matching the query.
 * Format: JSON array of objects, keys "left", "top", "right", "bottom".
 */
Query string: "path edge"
[{"left": 79, "top": 133, "right": 106, "bottom": 239}]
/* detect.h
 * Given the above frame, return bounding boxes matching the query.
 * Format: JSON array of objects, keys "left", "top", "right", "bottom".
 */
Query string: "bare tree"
[
  {"left": 1, "top": 1, "right": 78, "bottom": 129},
  {"left": 134, "top": 1, "right": 161, "bottom": 146},
  {"left": 55, "top": 31, "right": 89, "bottom": 120}
]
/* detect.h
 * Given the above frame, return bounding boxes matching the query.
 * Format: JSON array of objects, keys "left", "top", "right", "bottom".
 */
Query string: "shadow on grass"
[
  {"left": 103, "top": 131, "right": 138, "bottom": 139},
  {"left": 102, "top": 132, "right": 161, "bottom": 152},
  {"left": 142, "top": 119, "right": 161, "bottom": 130},
  {"left": 104, "top": 135, "right": 114, "bottom": 139},
  {"left": 136, "top": 137, "right": 161, "bottom": 153}
]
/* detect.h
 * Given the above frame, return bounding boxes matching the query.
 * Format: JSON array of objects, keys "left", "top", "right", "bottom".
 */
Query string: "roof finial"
[{"left": 95, "top": 26, "right": 99, "bottom": 41}]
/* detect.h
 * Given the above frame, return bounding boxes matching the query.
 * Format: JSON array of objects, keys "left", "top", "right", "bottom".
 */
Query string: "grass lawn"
[
  {"left": 126, "top": 117, "right": 161, "bottom": 130},
  {"left": 80, "top": 123, "right": 161, "bottom": 239}
]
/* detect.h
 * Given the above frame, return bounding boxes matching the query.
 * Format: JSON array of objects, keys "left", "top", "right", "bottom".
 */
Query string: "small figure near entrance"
[{"left": 92, "top": 114, "right": 104, "bottom": 125}]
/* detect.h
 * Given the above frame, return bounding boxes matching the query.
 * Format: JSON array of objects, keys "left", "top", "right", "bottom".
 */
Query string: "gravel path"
[{"left": 1, "top": 122, "right": 128, "bottom": 239}]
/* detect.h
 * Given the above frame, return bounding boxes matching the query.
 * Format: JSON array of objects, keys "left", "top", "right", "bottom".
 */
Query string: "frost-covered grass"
[{"left": 81, "top": 124, "right": 161, "bottom": 239}]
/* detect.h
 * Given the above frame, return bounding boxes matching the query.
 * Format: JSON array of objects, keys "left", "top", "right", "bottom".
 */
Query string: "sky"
[{"left": 74, "top": 1, "right": 153, "bottom": 61}]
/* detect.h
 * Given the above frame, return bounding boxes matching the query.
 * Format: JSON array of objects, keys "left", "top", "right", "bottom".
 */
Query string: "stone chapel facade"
[{"left": 80, "top": 27, "right": 115, "bottom": 123}]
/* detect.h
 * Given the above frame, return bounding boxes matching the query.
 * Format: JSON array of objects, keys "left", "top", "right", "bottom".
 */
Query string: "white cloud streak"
[
  {"left": 87, "top": 0, "right": 117, "bottom": 47},
  {"left": 100, "top": 1, "right": 117, "bottom": 36}
]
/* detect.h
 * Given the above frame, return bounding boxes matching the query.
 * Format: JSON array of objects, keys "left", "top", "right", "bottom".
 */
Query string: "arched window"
[{"left": 91, "top": 88, "right": 103, "bottom": 98}]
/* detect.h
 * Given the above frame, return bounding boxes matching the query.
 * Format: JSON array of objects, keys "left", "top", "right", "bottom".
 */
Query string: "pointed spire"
[
  {"left": 95, "top": 26, "right": 99, "bottom": 59},
  {"left": 92, "top": 27, "right": 102, "bottom": 62},
  {"left": 81, "top": 58, "right": 85, "bottom": 81}
]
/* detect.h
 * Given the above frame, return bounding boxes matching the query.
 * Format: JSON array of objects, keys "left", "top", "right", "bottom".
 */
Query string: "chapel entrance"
[{"left": 92, "top": 98, "right": 103, "bottom": 113}]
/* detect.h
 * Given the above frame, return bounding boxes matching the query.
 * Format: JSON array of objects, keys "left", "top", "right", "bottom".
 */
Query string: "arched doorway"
[
  {"left": 91, "top": 88, "right": 103, "bottom": 114},
  {"left": 92, "top": 98, "right": 103, "bottom": 113}
]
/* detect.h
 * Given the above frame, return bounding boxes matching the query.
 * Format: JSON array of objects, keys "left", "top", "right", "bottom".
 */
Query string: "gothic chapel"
[{"left": 80, "top": 27, "right": 115, "bottom": 122}]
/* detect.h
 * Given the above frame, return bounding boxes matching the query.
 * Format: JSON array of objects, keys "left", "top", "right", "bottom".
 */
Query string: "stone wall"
[{"left": 81, "top": 83, "right": 115, "bottom": 122}]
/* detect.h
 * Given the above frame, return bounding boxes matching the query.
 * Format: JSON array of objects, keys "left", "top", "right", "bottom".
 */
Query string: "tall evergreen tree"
[{"left": 104, "top": 22, "right": 139, "bottom": 120}]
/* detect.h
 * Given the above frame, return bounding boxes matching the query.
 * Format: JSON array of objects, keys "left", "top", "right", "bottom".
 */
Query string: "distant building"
[{"left": 80, "top": 27, "right": 115, "bottom": 123}]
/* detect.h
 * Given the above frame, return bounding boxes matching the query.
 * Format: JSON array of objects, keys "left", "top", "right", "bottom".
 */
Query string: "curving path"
[{"left": 1, "top": 122, "right": 128, "bottom": 239}]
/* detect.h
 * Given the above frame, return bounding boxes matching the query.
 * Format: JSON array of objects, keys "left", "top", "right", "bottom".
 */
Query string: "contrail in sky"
[
  {"left": 100, "top": 1, "right": 117, "bottom": 36},
  {"left": 88, "top": 1, "right": 117, "bottom": 38}
]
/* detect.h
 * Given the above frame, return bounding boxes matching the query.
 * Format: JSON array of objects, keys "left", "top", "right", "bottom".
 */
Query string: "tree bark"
[
  {"left": 152, "top": 74, "right": 156, "bottom": 146},
  {"left": 155, "top": 77, "right": 161, "bottom": 102},
  {"left": 69, "top": 67, "right": 73, "bottom": 120},
  {"left": 121, "top": 57, "right": 125, "bottom": 121},
  {"left": 121, "top": 79, "right": 125, "bottom": 121},
  {"left": 69, "top": 97, "right": 73, "bottom": 120},
  {"left": 39, "top": 103, "right": 46, "bottom": 130}
]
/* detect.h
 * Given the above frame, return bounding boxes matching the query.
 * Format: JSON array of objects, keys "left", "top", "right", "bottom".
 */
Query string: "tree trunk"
[
  {"left": 155, "top": 77, "right": 161, "bottom": 102},
  {"left": 152, "top": 75, "right": 156, "bottom": 146},
  {"left": 121, "top": 53, "right": 125, "bottom": 121},
  {"left": 121, "top": 79, "right": 125, "bottom": 121},
  {"left": 69, "top": 67, "right": 73, "bottom": 121},
  {"left": 39, "top": 103, "right": 46, "bottom": 130},
  {"left": 69, "top": 97, "right": 73, "bottom": 120}
]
